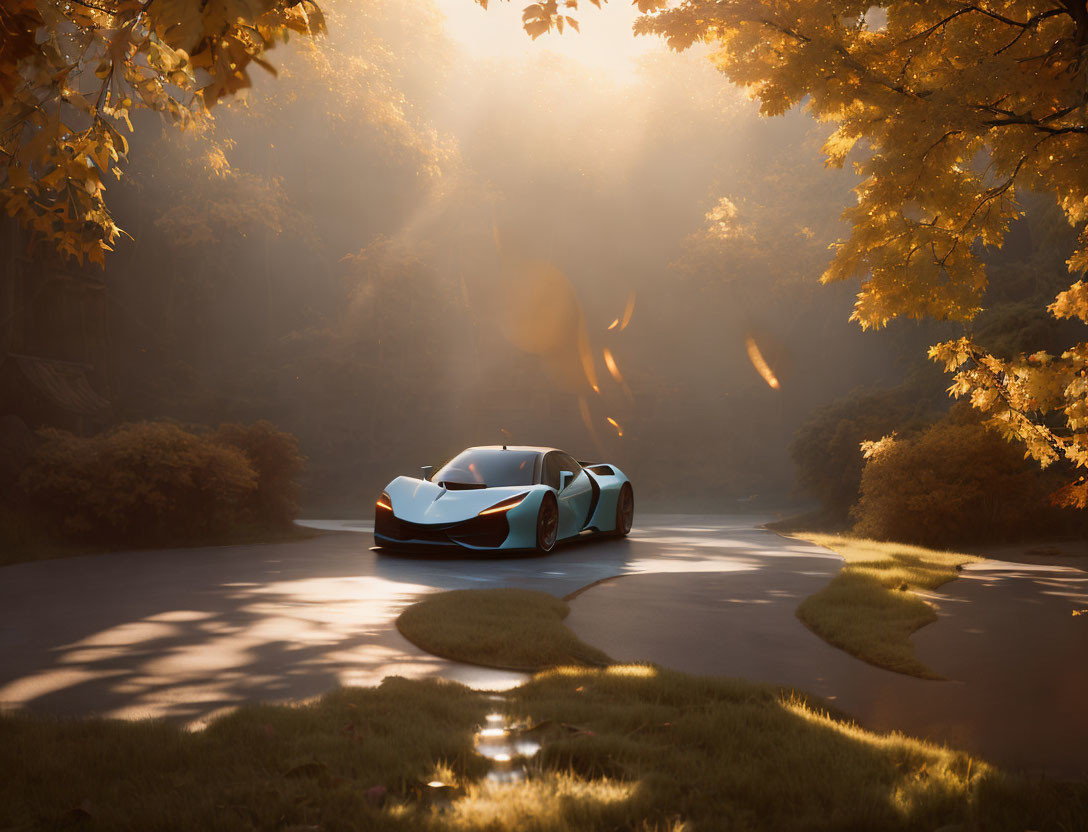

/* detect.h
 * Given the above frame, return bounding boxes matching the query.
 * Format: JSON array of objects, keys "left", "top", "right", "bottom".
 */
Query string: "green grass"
[
  {"left": 0, "top": 677, "right": 491, "bottom": 832},
  {"left": 792, "top": 534, "right": 983, "bottom": 679},
  {"left": 396, "top": 588, "right": 612, "bottom": 671},
  {"left": 2, "top": 669, "right": 1084, "bottom": 831},
  {"left": 503, "top": 666, "right": 1087, "bottom": 832}
]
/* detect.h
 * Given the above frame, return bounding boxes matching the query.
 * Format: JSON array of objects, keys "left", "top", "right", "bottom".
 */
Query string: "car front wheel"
[
  {"left": 614, "top": 483, "right": 633, "bottom": 537},
  {"left": 535, "top": 493, "right": 559, "bottom": 554}
]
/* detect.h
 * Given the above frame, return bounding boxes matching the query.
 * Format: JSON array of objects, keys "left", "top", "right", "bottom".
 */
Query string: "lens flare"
[
  {"left": 619, "top": 291, "right": 636, "bottom": 330},
  {"left": 602, "top": 348, "right": 622, "bottom": 382},
  {"left": 606, "top": 416, "right": 624, "bottom": 437},
  {"left": 578, "top": 322, "right": 600, "bottom": 393},
  {"left": 745, "top": 336, "right": 781, "bottom": 390},
  {"left": 500, "top": 261, "right": 579, "bottom": 356},
  {"left": 607, "top": 318, "right": 620, "bottom": 330},
  {"left": 578, "top": 396, "right": 606, "bottom": 457},
  {"left": 499, "top": 259, "right": 600, "bottom": 393},
  {"left": 603, "top": 347, "right": 634, "bottom": 402}
]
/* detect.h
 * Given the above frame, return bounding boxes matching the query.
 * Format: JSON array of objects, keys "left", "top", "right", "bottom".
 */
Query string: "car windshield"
[{"left": 432, "top": 449, "right": 538, "bottom": 488}]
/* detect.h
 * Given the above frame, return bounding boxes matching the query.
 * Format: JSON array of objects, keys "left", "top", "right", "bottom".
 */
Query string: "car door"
[{"left": 546, "top": 452, "right": 592, "bottom": 539}]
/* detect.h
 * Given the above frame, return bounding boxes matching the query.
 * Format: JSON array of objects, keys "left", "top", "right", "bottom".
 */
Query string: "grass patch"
[
  {"left": 396, "top": 588, "right": 612, "bottom": 671},
  {"left": 0, "top": 678, "right": 490, "bottom": 831},
  {"left": 506, "top": 666, "right": 1087, "bottom": 831},
  {"left": 791, "top": 534, "right": 983, "bottom": 679},
  {"left": 763, "top": 509, "right": 849, "bottom": 534},
  {"left": 2, "top": 669, "right": 1085, "bottom": 830}
]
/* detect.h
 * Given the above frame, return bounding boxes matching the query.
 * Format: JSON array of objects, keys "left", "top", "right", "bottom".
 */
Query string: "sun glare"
[{"left": 432, "top": 0, "right": 657, "bottom": 82}]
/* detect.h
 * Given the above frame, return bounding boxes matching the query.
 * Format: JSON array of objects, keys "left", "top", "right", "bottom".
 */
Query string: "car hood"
[{"left": 385, "top": 476, "right": 535, "bottom": 524}]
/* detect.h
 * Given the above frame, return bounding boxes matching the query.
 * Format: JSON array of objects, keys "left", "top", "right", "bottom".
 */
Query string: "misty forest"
[{"left": 1, "top": 1, "right": 1088, "bottom": 830}]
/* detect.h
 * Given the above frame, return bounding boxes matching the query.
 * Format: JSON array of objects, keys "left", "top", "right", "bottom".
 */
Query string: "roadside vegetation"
[
  {"left": 791, "top": 398, "right": 1085, "bottom": 547},
  {"left": 852, "top": 408, "right": 1081, "bottom": 548},
  {"left": 1, "top": 420, "right": 308, "bottom": 567},
  {"left": 2, "top": 669, "right": 1085, "bottom": 831},
  {"left": 791, "top": 535, "right": 982, "bottom": 679},
  {"left": 396, "top": 588, "right": 611, "bottom": 671}
]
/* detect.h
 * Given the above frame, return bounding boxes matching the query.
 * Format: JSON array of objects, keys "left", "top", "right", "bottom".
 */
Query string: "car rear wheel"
[
  {"left": 535, "top": 493, "right": 559, "bottom": 554},
  {"left": 614, "top": 483, "right": 633, "bottom": 537}
]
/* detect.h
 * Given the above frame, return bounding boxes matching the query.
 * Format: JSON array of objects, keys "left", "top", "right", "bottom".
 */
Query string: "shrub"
[
  {"left": 790, "top": 386, "right": 936, "bottom": 521},
  {"left": 852, "top": 407, "right": 1076, "bottom": 547},
  {"left": 20, "top": 422, "right": 258, "bottom": 546},
  {"left": 211, "top": 420, "right": 304, "bottom": 529}
]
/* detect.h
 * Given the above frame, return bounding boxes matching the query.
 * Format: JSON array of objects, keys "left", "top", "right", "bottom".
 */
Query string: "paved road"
[
  {"left": 564, "top": 524, "right": 1088, "bottom": 778},
  {"left": 0, "top": 515, "right": 821, "bottom": 725},
  {"left": 0, "top": 515, "right": 1084, "bottom": 777}
]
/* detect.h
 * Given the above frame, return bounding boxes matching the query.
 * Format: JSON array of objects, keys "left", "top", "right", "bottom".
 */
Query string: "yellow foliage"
[
  {"left": 859, "top": 433, "right": 896, "bottom": 461},
  {"left": 0, "top": 0, "right": 324, "bottom": 264},
  {"left": 628, "top": 0, "right": 1088, "bottom": 503},
  {"left": 853, "top": 408, "right": 1078, "bottom": 546},
  {"left": 1050, "top": 280, "right": 1088, "bottom": 323}
]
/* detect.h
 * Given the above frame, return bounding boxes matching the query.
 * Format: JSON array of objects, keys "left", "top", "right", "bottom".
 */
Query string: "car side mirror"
[
  {"left": 421, "top": 465, "right": 434, "bottom": 482},
  {"left": 559, "top": 470, "right": 574, "bottom": 491}
]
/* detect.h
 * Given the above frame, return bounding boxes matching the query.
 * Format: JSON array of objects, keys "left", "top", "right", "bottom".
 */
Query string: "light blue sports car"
[{"left": 374, "top": 445, "right": 633, "bottom": 554}]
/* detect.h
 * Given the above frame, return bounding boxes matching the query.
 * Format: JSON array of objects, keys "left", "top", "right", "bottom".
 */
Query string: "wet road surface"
[
  {"left": 565, "top": 526, "right": 1088, "bottom": 777},
  {"left": 0, "top": 515, "right": 819, "bottom": 724},
  {"left": 0, "top": 515, "right": 1084, "bottom": 776}
]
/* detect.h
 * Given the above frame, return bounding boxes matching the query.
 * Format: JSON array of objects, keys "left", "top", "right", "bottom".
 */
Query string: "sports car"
[{"left": 374, "top": 445, "right": 633, "bottom": 554}]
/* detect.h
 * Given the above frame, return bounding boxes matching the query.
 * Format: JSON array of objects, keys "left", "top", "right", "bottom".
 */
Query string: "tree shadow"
[{"left": 0, "top": 534, "right": 524, "bottom": 724}]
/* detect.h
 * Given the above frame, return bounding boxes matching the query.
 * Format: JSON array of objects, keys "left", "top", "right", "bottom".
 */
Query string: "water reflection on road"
[
  {"left": 1, "top": 514, "right": 1084, "bottom": 775},
  {"left": 1, "top": 515, "right": 812, "bottom": 725}
]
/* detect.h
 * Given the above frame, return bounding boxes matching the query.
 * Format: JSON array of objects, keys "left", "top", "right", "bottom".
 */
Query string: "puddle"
[{"left": 473, "top": 698, "right": 542, "bottom": 784}]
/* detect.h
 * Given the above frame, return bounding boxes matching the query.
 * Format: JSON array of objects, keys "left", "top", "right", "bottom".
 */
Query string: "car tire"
[
  {"left": 535, "top": 492, "right": 559, "bottom": 554},
  {"left": 614, "top": 483, "right": 634, "bottom": 537}
]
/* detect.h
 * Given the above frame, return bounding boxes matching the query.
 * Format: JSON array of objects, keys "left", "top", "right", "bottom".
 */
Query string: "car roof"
[{"left": 466, "top": 445, "right": 555, "bottom": 454}]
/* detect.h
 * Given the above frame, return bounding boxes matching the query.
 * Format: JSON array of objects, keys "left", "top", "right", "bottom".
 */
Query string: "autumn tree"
[
  {"left": 0, "top": 0, "right": 324, "bottom": 265},
  {"left": 506, "top": 0, "right": 1088, "bottom": 505}
]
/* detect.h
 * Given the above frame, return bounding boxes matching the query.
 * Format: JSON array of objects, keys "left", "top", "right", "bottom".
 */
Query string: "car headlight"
[
  {"left": 478, "top": 493, "right": 529, "bottom": 516},
  {"left": 376, "top": 491, "right": 393, "bottom": 512}
]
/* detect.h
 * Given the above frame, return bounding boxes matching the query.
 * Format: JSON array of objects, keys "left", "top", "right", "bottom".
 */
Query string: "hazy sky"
[{"left": 431, "top": 0, "right": 662, "bottom": 81}]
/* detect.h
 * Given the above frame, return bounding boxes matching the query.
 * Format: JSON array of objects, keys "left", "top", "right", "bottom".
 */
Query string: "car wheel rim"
[
  {"left": 539, "top": 500, "right": 558, "bottom": 549},
  {"left": 620, "top": 488, "right": 633, "bottom": 533}
]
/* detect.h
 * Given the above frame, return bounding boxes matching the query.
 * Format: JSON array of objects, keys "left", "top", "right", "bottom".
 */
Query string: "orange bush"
[
  {"left": 211, "top": 420, "right": 304, "bottom": 528},
  {"left": 853, "top": 408, "right": 1075, "bottom": 546},
  {"left": 20, "top": 422, "right": 258, "bottom": 545},
  {"left": 790, "top": 386, "right": 936, "bottom": 521}
]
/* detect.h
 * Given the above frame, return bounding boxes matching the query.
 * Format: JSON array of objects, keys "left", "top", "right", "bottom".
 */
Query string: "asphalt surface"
[
  {"left": 0, "top": 515, "right": 1084, "bottom": 777},
  {"left": 564, "top": 526, "right": 1088, "bottom": 777},
  {"left": 0, "top": 515, "right": 820, "bottom": 724}
]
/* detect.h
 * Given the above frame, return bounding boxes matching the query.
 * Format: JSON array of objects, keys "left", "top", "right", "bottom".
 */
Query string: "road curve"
[
  {"left": 563, "top": 524, "right": 1088, "bottom": 777},
  {"left": 0, "top": 515, "right": 1084, "bottom": 777},
  {"left": 0, "top": 514, "right": 825, "bottom": 724}
]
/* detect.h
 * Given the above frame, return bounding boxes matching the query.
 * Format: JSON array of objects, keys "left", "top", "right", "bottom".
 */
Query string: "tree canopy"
[
  {"left": 0, "top": 0, "right": 324, "bottom": 265},
  {"left": 607, "top": 0, "right": 1088, "bottom": 506},
  {"left": 9, "top": 0, "right": 1088, "bottom": 509}
]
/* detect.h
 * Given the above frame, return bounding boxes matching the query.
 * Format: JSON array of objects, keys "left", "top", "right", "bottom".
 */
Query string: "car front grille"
[{"left": 375, "top": 510, "right": 509, "bottom": 549}]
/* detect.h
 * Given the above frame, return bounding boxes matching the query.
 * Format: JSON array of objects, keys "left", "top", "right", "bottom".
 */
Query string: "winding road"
[{"left": 0, "top": 515, "right": 1084, "bottom": 776}]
